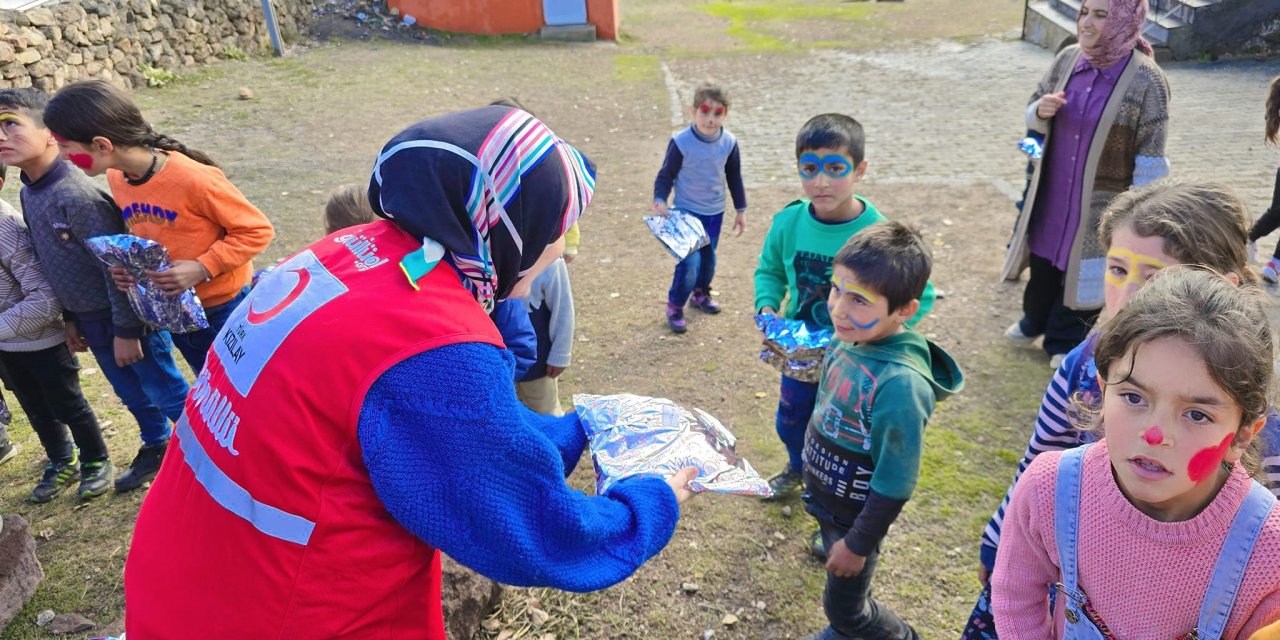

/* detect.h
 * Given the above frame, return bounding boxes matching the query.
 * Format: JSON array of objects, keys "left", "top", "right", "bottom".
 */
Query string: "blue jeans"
[
  {"left": 777, "top": 374, "right": 818, "bottom": 473},
  {"left": 172, "top": 287, "right": 248, "bottom": 373},
  {"left": 78, "top": 317, "right": 189, "bottom": 447},
  {"left": 667, "top": 212, "right": 723, "bottom": 307}
]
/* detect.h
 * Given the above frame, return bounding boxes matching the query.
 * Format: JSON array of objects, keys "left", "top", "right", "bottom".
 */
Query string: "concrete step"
[
  {"left": 1024, "top": 0, "right": 1082, "bottom": 52},
  {"left": 539, "top": 23, "right": 596, "bottom": 42}
]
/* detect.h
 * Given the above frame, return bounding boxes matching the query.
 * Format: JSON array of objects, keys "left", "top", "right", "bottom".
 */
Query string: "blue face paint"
[
  {"left": 797, "top": 153, "right": 854, "bottom": 180},
  {"left": 851, "top": 317, "right": 879, "bottom": 330}
]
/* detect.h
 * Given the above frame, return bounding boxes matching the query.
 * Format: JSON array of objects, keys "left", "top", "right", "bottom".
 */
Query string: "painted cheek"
[
  {"left": 1142, "top": 425, "right": 1164, "bottom": 446},
  {"left": 851, "top": 316, "right": 879, "bottom": 330},
  {"left": 1186, "top": 432, "right": 1235, "bottom": 483},
  {"left": 67, "top": 153, "right": 94, "bottom": 170}
]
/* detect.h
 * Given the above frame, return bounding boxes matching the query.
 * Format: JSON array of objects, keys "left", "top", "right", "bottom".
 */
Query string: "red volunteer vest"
[{"left": 125, "top": 220, "right": 502, "bottom": 638}]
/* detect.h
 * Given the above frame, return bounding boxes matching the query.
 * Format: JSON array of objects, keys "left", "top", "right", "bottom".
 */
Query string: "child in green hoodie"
[{"left": 800, "top": 222, "right": 963, "bottom": 640}]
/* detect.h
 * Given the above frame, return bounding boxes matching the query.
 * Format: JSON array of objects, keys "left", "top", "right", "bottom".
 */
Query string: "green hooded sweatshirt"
[{"left": 803, "top": 329, "right": 964, "bottom": 554}]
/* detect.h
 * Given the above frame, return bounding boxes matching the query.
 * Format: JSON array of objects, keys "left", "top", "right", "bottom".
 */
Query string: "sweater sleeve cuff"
[
  {"left": 1025, "top": 101, "right": 1049, "bottom": 134},
  {"left": 980, "top": 542, "right": 998, "bottom": 572},
  {"left": 844, "top": 489, "right": 907, "bottom": 556},
  {"left": 114, "top": 324, "right": 145, "bottom": 339},
  {"left": 196, "top": 254, "right": 222, "bottom": 280},
  {"left": 62, "top": 310, "right": 76, "bottom": 323}
]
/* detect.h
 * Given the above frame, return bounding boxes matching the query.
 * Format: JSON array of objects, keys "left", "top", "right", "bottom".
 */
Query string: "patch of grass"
[
  {"left": 699, "top": 0, "right": 873, "bottom": 51},
  {"left": 612, "top": 53, "right": 659, "bottom": 82},
  {"left": 221, "top": 43, "right": 249, "bottom": 61},
  {"left": 139, "top": 65, "right": 180, "bottom": 88}
]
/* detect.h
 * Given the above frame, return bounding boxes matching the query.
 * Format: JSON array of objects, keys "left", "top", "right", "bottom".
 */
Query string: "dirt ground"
[{"left": 0, "top": 1, "right": 1075, "bottom": 638}]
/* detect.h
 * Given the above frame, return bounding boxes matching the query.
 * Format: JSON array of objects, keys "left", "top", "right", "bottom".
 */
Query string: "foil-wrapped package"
[
  {"left": 574, "top": 393, "right": 772, "bottom": 497},
  {"left": 756, "top": 314, "right": 832, "bottom": 383},
  {"left": 1018, "top": 136, "right": 1043, "bottom": 160},
  {"left": 86, "top": 234, "right": 209, "bottom": 334},
  {"left": 644, "top": 209, "right": 711, "bottom": 261}
]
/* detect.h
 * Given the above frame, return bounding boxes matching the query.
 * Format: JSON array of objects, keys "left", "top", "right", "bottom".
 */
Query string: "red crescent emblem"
[{"left": 246, "top": 268, "right": 311, "bottom": 324}]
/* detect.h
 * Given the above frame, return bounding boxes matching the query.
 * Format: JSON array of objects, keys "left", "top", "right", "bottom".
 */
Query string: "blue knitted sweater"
[{"left": 357, "top": 342, "right": 680, "bottom": 592}]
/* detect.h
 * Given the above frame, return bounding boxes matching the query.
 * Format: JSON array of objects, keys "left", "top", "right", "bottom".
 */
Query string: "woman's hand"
[
  {"left": 733, "top": 211, "right": 746, "bottom": 237},
  {"left": 1036, "top": 92, "right": 1067, "bottom": 120},
  {"left": 653, "top": 201, "right": 670, "bottom": 217},
  {"left": 109, "top": 266, "right": 137, "bottom": 292},
  {"left": 146, "top": 260, "right": 210, "bottom": 297},
  {"left": 977, "top": 563, "right": 992, "bottom": 588},
  {"left": 665, "top": 467, "right": 699, "bottom": 505}
]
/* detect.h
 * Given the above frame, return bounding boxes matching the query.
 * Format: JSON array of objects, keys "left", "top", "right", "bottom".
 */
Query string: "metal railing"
[{"left": 1021, "top": 0, "right": 1191, "bottom": 43}]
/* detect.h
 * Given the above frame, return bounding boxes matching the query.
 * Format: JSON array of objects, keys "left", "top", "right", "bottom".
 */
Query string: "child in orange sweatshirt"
[{"left": 43, "top": 80, "right": 274, "bottom": 374}]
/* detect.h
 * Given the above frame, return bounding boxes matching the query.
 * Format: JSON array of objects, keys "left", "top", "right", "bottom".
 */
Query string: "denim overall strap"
[
  {"left": 1054, "top": 445, "right": 1090, "bottom": 592},
  {"left": 1054, "top": 445, "right": 1109, "bottom": 639},
  {"left": 1193, "top": 480, "right": 1277, "bottom": 640}
]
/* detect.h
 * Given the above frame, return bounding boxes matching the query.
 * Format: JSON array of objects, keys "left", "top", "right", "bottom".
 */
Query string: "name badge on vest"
[{"left": 214, "top": 250, "right": 348, "bottom": 396}]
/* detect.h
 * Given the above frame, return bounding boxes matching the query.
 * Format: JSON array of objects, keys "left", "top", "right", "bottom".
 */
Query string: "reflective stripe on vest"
[{"left": 176, "top": 413, "right": 316, "bottom": 546}]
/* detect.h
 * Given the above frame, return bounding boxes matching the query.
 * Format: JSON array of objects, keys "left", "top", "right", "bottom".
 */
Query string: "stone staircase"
[{"left": 1023, "top": 0, "right": 1280, "bottom": 60}]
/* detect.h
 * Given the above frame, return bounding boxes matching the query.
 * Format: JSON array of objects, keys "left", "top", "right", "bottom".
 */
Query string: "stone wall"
[{"left": 0, "top": 0, "right": 320, "bottom": 91}]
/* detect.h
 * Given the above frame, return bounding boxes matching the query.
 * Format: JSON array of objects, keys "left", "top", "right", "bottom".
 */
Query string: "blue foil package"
[
  {"left": 1018, "top": 136, "right": 1044, "bottom": 160},
  {"left": 86, "top": 234, "right": 209, "bottom": 334},
  {"left": 574, "top": 393, "right": 772, "bottom": 497},
  {"left": 755, "top": 314, "right": 832, "bottom": 383},
  {"left": 643, "top": 209, "right": 711, "bottom": 261}
]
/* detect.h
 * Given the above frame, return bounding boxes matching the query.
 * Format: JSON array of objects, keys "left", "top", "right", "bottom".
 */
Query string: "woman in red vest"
[{"left": 124, "top": 106, "right": 698, "bottom": 638}]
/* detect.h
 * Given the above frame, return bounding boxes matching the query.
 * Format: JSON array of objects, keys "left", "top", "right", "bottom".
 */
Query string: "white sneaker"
[
  {"left": 1005, "top": 322, "right": 1038, "bottom": 346},
  {"left": 1263, "top": 259, "right": 1280, "bottom": 284},
  {"left": 1049, "top": 353, "right": 1067, "bottom": 370}
]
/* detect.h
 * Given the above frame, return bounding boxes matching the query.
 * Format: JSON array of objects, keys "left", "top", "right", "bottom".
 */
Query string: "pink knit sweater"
[{"left": 993, "top": 441, "right": 1280, "bottom": 639}]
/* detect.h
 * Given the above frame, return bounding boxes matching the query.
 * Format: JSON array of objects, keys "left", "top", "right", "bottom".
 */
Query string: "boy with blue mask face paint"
[{"left": 755, "top": 113, "right": 937, "bottom": 505}]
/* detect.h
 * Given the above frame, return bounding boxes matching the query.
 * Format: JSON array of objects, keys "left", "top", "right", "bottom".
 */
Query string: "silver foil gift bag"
[
  {"left": 574, "top": 393, "right": 771, "bottom": 497},
  {"left": 86, "top": 234, "right": 209, "bottom": 334},
  {"left": 643, "top": 209, "right": 711, "bottom": 260}
]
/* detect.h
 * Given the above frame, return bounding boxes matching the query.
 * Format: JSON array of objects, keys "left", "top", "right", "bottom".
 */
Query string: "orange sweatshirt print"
[{"left": 108, "top": 152, "right": 274, "bottom": 307}]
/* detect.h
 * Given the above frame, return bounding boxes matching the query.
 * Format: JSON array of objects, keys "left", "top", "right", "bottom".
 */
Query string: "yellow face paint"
[
  {"left": 1104, "top": 247, "right": 1169, "bottom": 287},
  {"left": 0, "top": 113, "right": 24, "bottom": 125},
  {"left": 830, "top": 274, "right": 878, "bottom": 303}
]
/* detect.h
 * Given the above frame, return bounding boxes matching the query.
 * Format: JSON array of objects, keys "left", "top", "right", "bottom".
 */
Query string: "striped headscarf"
[
  {"left": 369, "top": 106, "right": 596, "bottom": 311},
  {"left": 1080, "top": 0, "right": 1153, "bottom": 69}
]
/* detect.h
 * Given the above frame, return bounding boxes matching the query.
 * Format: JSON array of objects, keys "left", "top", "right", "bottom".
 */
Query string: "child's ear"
[
  {"left": 853, "top": 159, "right": 869, "bottom": 180},
  {"left": 91, "top": 136, "right": 114, "bottom": 155},
  {"left": 1225, "top": 271, "right": 1242, "bottom": 286},
  {"left": 894, "top": 298, "right": 920, "bottom": 322},
  {"left": 1226, "top": 415, "right": 1266, "bottom": 462}
]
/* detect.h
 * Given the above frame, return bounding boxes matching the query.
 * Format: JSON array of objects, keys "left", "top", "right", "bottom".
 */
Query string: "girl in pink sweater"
[{"left": 993, "top": 267, "right": 1280, "bottom": 639}]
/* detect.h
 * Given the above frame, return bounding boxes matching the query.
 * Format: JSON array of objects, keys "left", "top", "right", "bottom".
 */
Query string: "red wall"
[{"left": 389, "top": 0, "right": 619, "bottom": 40}]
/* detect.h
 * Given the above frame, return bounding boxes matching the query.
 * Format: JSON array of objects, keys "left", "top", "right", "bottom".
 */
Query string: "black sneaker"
[
  {"left": 114, "top": 442, "right": 167, "bottom": 493},
  {"left": 762, "top": 467, "right": 803, "bottom": 501},
  {"left": 30, "top": 453, "right": 81, "bottom": 503},
  {"left": 809, "top": 529, "right": 827, "bottom": 559},
  {"left": 78, "top": 460, "right": 114, "bottom": 500}
]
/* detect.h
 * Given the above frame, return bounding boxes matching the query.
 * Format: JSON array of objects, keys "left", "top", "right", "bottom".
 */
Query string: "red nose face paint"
[
  {"left": 1187, "top": 433, "right": 1235, "bottom": 483},
  {"left": 1142, "top": 426, "right": 1164, "bottom": 446},
  {"left": 67, "top": 153, "right": 93, "bottom": 170}
]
